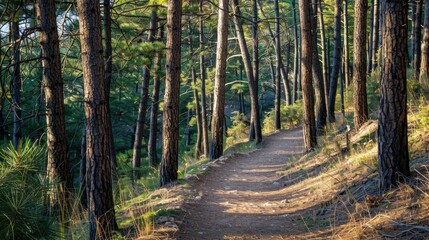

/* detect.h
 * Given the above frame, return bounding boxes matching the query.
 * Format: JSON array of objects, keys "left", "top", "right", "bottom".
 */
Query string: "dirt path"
[{"left": 174, "top": 127, "right": 308, "bottom": 240}]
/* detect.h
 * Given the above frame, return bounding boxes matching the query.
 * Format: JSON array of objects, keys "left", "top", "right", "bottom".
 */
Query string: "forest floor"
[
  {"left": 174, "top": 127, "right": 307, "bottom": 239},
  {"left": 131, "top": 118, "right": 429, "bottom": 239}
]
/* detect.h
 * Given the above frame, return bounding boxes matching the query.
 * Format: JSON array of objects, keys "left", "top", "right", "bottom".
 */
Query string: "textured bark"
[
  {"left": 378, "top": 0, "right": 410, "bottom": 192},
  {"left": 352, "top": 0, "right": 369, "bottom": 130},
  {"left": 328, "top": 0, "right": 342, "bottom": 123},
  {"left": 239, "top": 63, "right": 246, "bottom": 115},
  {"left": 343, "top": 0, "right": 350, "bottom": 87},
  {"left": 368, "top": 0, "right": 375, "bottom": 72},
  {"left": 132, "top": 11, "right": 157, "bottom": 181},
  {"left": 371, "top": 0, "right": 380, "bottom": 71},
  {"left": 318, "top": 0, "right": 329, "bottom": 113},
  {"left": 420, "top": 0, "right": 429, "bottom": 84},
  {"left": 210, "top": 0, "right": 229, "bottom": 160},
  {"left": 37, "top": 0, "right": 73, "bottom": 214},
  {"left": 232, "top": 0, "right": 262, "bottom": 143},
  {"left": 311, "top": 0, "right": 327, "bottom": 134},
  {"left": 11, "top": 6, "right": 21, "bottom": 150},
  {"left": 274, "top": 0, "right": 282, "bottom": 130},
  {"left": 80, "top": 130, "right": 87, "bottom": 208},
  {"left": 160, "top": 0, "right": 183, "bottom": 186},
  {"left": 200, "top": 0, "right": 209, "bottom": 158},
  {"left": 292, "top": 0, "right": 300, "bottom": 103},
  {"left": 148, "top": 28, "right": 163, "bottom": 167},
  {"left": 249, "top": 0, "right": 259, "bottom": 141},
  {"left": 281, "top": 44, "right": 292, "bottom": 105},
  {"left": 299, "top": 0, "right": 317, "bottom": 151},
  {"left": 104, "top": 0, "right": 117, "bottom": 184},
  {"left": 414, "top": 0, "right": 423, "bottom": 77},
  {"left": 411, "top": 1, "right": 417, "bottom": 65},
  {"left": 77, "top": 0, "right": 118, "bottom": 237}
]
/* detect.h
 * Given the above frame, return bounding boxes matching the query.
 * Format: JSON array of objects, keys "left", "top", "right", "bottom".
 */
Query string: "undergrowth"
[{"left": 275, "top": 75, "right": 429, "bottom": 239}]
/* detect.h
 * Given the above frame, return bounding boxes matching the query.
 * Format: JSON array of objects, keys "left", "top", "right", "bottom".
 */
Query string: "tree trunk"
[
  {"left": 311, "top": 0, "right": 327, "bottom": 134},
  {"left": 189, "top": 23, "right": 203, "bottom": 159},
  {"left": 414, "top": 0, "right": 423, "bottom": 78},
  {"left": 257, "top": 0, "right": 291, "bottom": 104},
  {"left": 249, "top": 0, "right": 259, "bottom": 141},
  {"left": 132, "top": 11, "right": 157, "bottom": 181},
  {"left": 232, "top": 0, "right": 262, "bottom": 144},
  {"left": 378, "top": 0, "right": 410, "bottom": 192},
  {"left": 328, "top": 0, "right": 342, "bottom": 123},
  {"left": 352, "top": 0, "right": 369, "bottom": 130},
  {"left": 185, "top": 108, "right": 192, "bottom": 146},
  {"left": 37, "top": 0, "right": 73, "bottom": 216},
  {"left": 281, "top": 43, "right": 292, "bottom": 105},
  {"left": 371, "top": 0, "right": 380, "bottom": 71},
  {"left": 77, "top": 0, "right": 118, "bottom": 237},
  {"left": 148, "top": 28, "right": 163, "bottom": 167},
  {"left": 200, "top": 0, "right": 210, "bottom": 158},
  {"left": 343, "top": 0, "right": 350, "bottom": 87},
  {"left": 292, "top": 0, "right": 300, "bottom": 103},
  {"left": 103, "top": 0, "right": 117, "bottom": 185},
  {"left": 411, "top": 1, "right": 417, "bottom": 65},
  {"left": 318, "top": 0, "right": 329, "bottom": 113},
  {"left": 368, "top": 0, "right": 374, "bottom": 73},
  {"left": 239, "top": 63, "right": 246, "bottom": 115},
  {"left": 420, "top": 0, "right": 429, "bottom": 84},
  {"left": 210, "top": 0, "right": 229, "bottom": 160},
  {"left": 80, "top": 129, "right": 87, "bottom": 208},
  {"left": 299, "top": 0, "right": 317, "bottom": 151},
  {"left": 160, "top": 0, "right": 183, "bottom": 186},
  {"left": 11, "top": 6, "right": 21, "bottom": 150},
  {"left": 274, "top": 0, "right": 282, "bottom": 130}
]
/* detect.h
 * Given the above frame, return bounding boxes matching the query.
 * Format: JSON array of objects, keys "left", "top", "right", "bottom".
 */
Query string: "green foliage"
[
  {"left": 262, "top": 101, "right": 303, "bottom": 135},
  {"left": 226, "top": 111, "right": 250, "bottom": 146},
  {"left": 0, "top": 140, "right": 58, "bottom": 240}
]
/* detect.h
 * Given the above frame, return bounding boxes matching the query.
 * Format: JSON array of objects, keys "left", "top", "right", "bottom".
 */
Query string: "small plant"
[
  {"left": 0, "top": 140, "right": 58, "bottom": 240},
  {"left": 262, "top": 100, "right": 303, "bottom": 135}
]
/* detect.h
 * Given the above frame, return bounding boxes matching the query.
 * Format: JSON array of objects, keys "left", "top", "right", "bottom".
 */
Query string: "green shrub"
[
  {"left": 226, "top": 111, "right": 250, "bottom": 147},
  {"left": 262, "top": 100, "right": 303, "bottom": 135}
]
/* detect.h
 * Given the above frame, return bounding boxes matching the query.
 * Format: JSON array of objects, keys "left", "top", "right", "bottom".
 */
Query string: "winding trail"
[{"left": 175, "top": 127, "right": 307, "bottom": 239}]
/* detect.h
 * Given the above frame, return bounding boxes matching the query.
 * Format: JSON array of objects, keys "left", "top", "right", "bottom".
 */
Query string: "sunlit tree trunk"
[
  {"left": 37, "top": 0, "right": 73, "bottom": 217},
  {"left": 299, "top": 0, "right": 317, "bottom": 151},
  {"left": 352, "top": 0, "right": 369, "bottom": 130},
  {"left": 232, "top": 0, "right": 262, "bottom": 143},
  {"left": 200, "top": 0, "right": 210, "bottom": 158},
  {"left": 210, "top": 0, "right": 229, "bottom": 160},
  {"left": 77, "top": 0, "right": 118, "bottom": 237},
  {"left": 343, "top": 0, "right": 350, "bottom": 87},
  {"left": 160, "top": 0, "right": 183, "bottom": 186},
  {"left": 249, "top": 0, "right": 259, "bottom": 140},
  {"left": 378, "top": 0, "right": 410, "bottom": 192},
  {"left": 420, "top": 0, "right": 429, "bottom": 84},
  {"left": 274, "top": 0, "right": 282, "bottom": 130},
  {"left": 328, "top": 0, "right": 342, "bottom": 123},
  {"left": 292, "top": 0, "right": 300, "bottom": 103},
  {"left": 311, "top": 0, "right": 327, "bottom": 134},
  {"left": 318, "top": 0, "right": 329, "bottom": 113},
  {"left": 371, "top": 0, "right": 380, "bottom": 71},
  {"left": 414, "top": 0, "right": 423, "bottom": 78}
]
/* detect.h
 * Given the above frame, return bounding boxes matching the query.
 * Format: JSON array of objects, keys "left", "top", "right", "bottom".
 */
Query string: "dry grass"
[{"left": 274, "top": 112, "right": 429, "bottom": 239}]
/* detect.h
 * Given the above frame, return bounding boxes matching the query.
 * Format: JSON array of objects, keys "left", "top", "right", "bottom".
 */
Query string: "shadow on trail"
[{"left": 173, "top": 127, "right": 371, "bottom": 239}]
